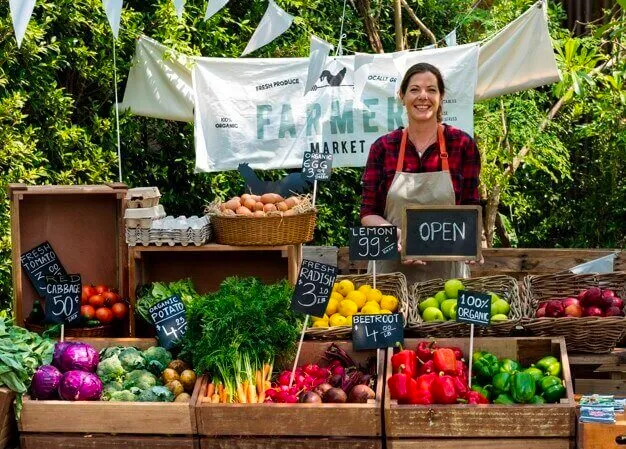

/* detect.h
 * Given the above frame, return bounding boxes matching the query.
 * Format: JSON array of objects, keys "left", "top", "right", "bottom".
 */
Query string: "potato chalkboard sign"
[
  {"left": 456, "top": 290, "right": 491, "bottom": 326},
  {"left": 291, "top": 259, "right": 337, "bottom": 317},
  {"left": 44, "top": 274, "right": 81, "bottom": 325},
  {"left": 402, "top": 205, "right": 482, "bottom": 261},
  {"left": 302, "top": 152, "right": 333, "bottom": 181},
  {"left": 149, "top": 296, "right": 187, "bottom": 350},
  {"left": 352, "top": 313, "right": 404, "bottom": 351},
  {"left": 349, "top": 226, "right": 398, "bottom": 260},
  {"left": 20, "top": 241, "right": 66, "bottom": 297}
]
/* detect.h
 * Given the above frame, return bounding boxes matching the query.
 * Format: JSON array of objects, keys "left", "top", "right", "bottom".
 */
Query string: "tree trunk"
[
  {"left": 393, "top": 0, "right": 403, "bottom": 50},
  {"left": 352, "top": 0, "right": 384, "bottom": 53},
  {"left": 485, "top": 185, "right": 501, "bottom": 248},
  {"left": 495, "top": 212, "right": 512, "bottom": 247}
]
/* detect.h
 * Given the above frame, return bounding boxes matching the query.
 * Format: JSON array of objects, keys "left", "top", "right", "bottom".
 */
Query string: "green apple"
[
  {"left": 491, "top": 299, "right": 510, "bottom": 316},
  {"left": 419, "top": 296, "right": 440, "bottom": 313},
  {"left": 441, "top": 299, "right": 458, "bottom": 319},
  {"left": 490, "top": 313, "right": 508, "bottom": 322},
  {"left": 422, "top": 307, "right": 444, "bottom": 322},
  {"left": 449, "top": 304, "right": 458, "bottom": 320},
  {"left": 489, "top": 292, "right": 501, "bottom": 304},
  {"left": 434, "top": 290, "right": 448, "bottom": 306},
  {"left": 444, "top": 279, "right": 465, "bottom": 299}
]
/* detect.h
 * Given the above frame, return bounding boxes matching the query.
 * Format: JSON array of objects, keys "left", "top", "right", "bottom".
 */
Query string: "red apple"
[
  {"left": 562, "top": 297, "right": 580, "bottom": 308},
  {"left": 611, "top": 297, "right": 624, "bottom": 310},
  {"left": 600, "top": 294, "right": 615, "bottom": 310},
  {"left": 581, "top": 287, "right": 602, "bottom": 307},
  {"left": 605, "top": 306, "right": 624, "bottom": 317},
  {"left": 538, "top": 301, "right": 549, "bottom": 310},
  {"left": 565, "top": 304, "right": 583, "bottom": 318},
  {"left": 583, "top": 306, "right": 603, "bottom": 317},
  {"left": 602, "top": 289, "right": 616, "bottom": 298},
  {"left": 536, "top": 307, "right": 546, "bottom": 318},
  {"left": 577, "top": 289, "right": 588, "bottom": 302},
  {"left": 545, "top": 300, "right": 565, "bottom": 318}
]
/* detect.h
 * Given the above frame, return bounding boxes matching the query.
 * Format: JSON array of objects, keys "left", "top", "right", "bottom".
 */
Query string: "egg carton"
[
  {"left": 124, "top": 205, "right": 166, "bottom": 228},
  {"left": 126, "top": 187, "right": 161, "bottom": 209},
  {"left": 126, "top": 215, "right": 211, "bottom": 246}
]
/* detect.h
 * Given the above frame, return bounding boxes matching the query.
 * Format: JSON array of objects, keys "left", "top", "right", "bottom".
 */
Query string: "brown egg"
[
  {"left": 241, "top": 193, "right": 251, "bottom": 202},
  {"left": 283, "top": 209, "right": 297, "bottom": 216},
  {"left": 250, "top": 195, "right": 261, "bottom": 202},
  {"left": 224, "top": 199, "right": 241, "bottom": 211},
  {"left": 276, "top": 201, "right": 289, "bottom": 212},
  {"left": 284, "top": 197, "right": 298, "bottom": 209},
  {"left": 263, "top": 203, "right": 277, "bottom": 213},
  {"left": 243, "top": 197, "right": 257, "bottom": 210},
  {"left": 272, "top": 193, "right": 285, "bottom": 203},
  {"left": 260, "top": 193, "right": 278, "bottom": 204},
  {"left": 253, "top": 210, "right": 266, "bottom": 217},
  {"left": 236, "top": 206, "right": 253, "bottom": 216},
  {"left": 222, "top": 209, "right": 236, "bottom": 216},
  {"left": 254, "top": 201, "right": 265, "bottom": 211}
]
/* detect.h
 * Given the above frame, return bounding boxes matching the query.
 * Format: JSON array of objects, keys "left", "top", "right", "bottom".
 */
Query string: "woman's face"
[{"left": 401, "top": 71, "right": 441, "bottom": 124}]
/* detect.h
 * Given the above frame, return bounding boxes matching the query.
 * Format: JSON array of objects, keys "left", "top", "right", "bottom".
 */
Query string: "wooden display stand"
[
  {"left": 128, "top": 244, "right": 302, "bottom": 336},
  {"left": 19, "top": 338, "right": 199, "bottom": 449},
  {"left": 569, "top": 349, "right": 626, "bottom": 396},
  {"left": 0, "top": 388, "right": 15, "bottom": 449},
  {"left": 9, "top": 184, "right": 128, "bottom": 331},
  {"left": 195, "top": 341, "right": 383, "bottom": 449},
  {"left": 385, "top": 337, "right": 576, "bottom": 449},
  {"left": 578, "top": 412, "right": 626, "bottom": 449}
]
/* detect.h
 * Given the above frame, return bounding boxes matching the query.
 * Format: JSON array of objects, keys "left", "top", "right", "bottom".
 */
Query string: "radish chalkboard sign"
[
  {"left": 20, "top": 241, "right": 66, "bottom": 297},
  {"left": 402, "top": 205, "right": 482, "bottom": 261},
  {"left": 291, "top": 259, "right": 337, "bottom": 317},
  {"left": 44, "top": 274, "right": 81, "bottom": 325}
]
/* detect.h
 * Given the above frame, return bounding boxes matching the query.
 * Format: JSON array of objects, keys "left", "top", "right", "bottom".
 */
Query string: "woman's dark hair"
[{"left": 399, "top": 62, "right": 445, "bottom": 122}]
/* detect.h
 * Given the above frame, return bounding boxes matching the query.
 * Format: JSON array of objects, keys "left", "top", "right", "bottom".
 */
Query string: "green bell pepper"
[
  {"left": 471, "top": 384, "right": 492, "bottom": 401},
  {"left": 499, "top": 358, "right": 521, "bottom": 374},
  {"left": 524, "top": 367, "right": 544, "bottom": 385},
  {"left": 529, "top": 395, "right": 546, "bottom": 404},
  {"left": 510, "top": 372, "right": 536, "bottom": 403},
  {"left": 493, "top": 393, "right": 515, "bottom": 405},
  {"left": 492, "top": 372, "right": 511, "bottom": 395},
  {"left": 536, "top": 356, "right": 561, "bottom": 377},
  {"left": 473, "top": 351, "right": 499, "bottom": 380},
  {"left": 539, "top": 375, "right": 566, "bottom": 403}
]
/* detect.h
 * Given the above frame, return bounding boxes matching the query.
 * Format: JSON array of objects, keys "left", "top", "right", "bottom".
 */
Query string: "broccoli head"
[
  {"left": 123, "top": 369, "right": 158, "bottom": 390},
  {"left": 99, "top": 346, "right": 126, "bottom": 361},
  {"left": 142, "top": 346, "right": 172, "bottom": 375},
  {"left": 108, "top": 390, "right": 138, "bottom": 402},
  {"left": 119, "top": 347, "right": 146, "bottom": 371},
  {"left": 101, "top": 381, "right": 124, "bottom": 400},
  {"left": 97, "top": 354, "right": 125, "bottom": 383},
  {"left": 149, "top": 385, "right": 175, "bottom": 402}
]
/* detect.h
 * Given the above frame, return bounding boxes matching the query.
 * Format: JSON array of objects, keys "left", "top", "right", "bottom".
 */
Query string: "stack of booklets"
[{"left": 579, "top": 395, "right": 626, "bottom": 424}]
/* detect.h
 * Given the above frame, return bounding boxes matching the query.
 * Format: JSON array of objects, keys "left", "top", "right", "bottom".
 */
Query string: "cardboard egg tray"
[{"left": 125, "top": 215, "right": 211, "bottom": 247}]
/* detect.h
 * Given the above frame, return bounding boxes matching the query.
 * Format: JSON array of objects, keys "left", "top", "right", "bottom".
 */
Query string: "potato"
[
  {"left": 166, "top": 380, "right": 185, "bottom": 397},
  {"left": 276, "top": 201, "right": 289, "bottom": 212},
  {"left": 162, "top": 368, "right": 179, "bottom": 384},
  {"left": 254, "top": 201, "right": 265, "bottom": 211},
  {"left": 180, "top": 370, "right": 197, "bottom": 393},
  {"left": 224, "top": 199, "right": 241, "bottom": 211},
  {"left": 263, "top": 203, "right": 277, "bottom": 213},
  {"left": 260, "top": 193, "right": 278, "bottom": 204},
  {"left": 243, "top": 197, "right": 257, "bottom": 210},
  {"left": 253, "top": 210, "right": 266, "bottom": 217},
  {"left": 236, "top": 206, "right": 253, "bottom": 216}
]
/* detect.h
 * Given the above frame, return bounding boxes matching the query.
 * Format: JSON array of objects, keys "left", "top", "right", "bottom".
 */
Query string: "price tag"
[
  {"left": 352, "top": 314, "right": 404, "bottom": 350},
  {"left": 149, "top": 296, "right": 187, "bottom": 350},
  {"left": 349, "top": 226, "right": 398, "bottom": 260},
  {"left": 456, "top": 290, "right": 491, "bottom": 326},
  {"left": 44, "top": 274, "right": 81, "bottom": 325},
  {"left": 291, "top": 259, "right": 338, "bottom": 317},
  {"left": 302, "top": 152, "right": 333, "bottom": 181},
  {"left": 21, "top": 241, "right": 67, "bottom": 297}
]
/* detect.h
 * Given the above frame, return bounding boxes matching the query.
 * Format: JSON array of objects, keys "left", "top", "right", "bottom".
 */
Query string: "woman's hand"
[
  {"left": 397, "top": 227, "right": 426, "bottom": 265},
  {"left": 465, "top": 254, "right": 485, "bottom": 265}
]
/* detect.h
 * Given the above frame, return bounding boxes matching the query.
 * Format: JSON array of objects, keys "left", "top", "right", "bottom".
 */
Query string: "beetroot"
[
  {"left": 581, "top": 288, "right": 602, "bottom": 307},
  {"left": 299, "top": 391, "right": 323, "bottom": 403},
  {"left": 323, "top": 387, "right": 347, "bottom": 403},
  {"left": 347, "top": 384, "right": 375, "bottom": 403},
  {"left": 545, "top": 300, "right": 565, "bottom": 318}
]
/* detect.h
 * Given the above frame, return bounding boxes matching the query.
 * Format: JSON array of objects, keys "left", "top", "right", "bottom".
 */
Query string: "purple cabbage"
[
  {"left": 58, "top": 370, "right": 103, "bottom": 401},
  {"left": 59, "top": 343, "right": 99, "bottom": 373},
  {"left": 53, "top": 341, "right": 75, "bottom": 370},
  {"left": 31, "top": 365, "right": 63, "bottom": 400}
]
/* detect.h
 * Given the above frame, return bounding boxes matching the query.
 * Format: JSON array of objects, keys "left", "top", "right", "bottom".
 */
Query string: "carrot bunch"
[{"left": 202, "top": 354, "right": 273, "bottom": 404}]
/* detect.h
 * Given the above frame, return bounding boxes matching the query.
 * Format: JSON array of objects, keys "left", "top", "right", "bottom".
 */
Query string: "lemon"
[
  {"left": 325, "top": 298, "right": 339, "bottom": 316},
  {"left": 338, "top": 299, "right": 358, "bottom": 317},
  {"left": 361, "top": 303, "right": 381, "bottom": 315},
  {"left": 337, "top": 279, "right": 355, "bottom": 296},
  {"left": 345, "top": 290, "right": 367, "bottom": 309},
  {"left": 366, "top": 289, "right": 383, "bottom": 304},
  {"left": 380, "top": 309, "right": 392, "bottom": 314},
  {"left": 358, "top": 284, "right": 373, "bottom": 294},
  {"left": 330, "top": 292, "right": 344, "bottom": 302},
  {"left": 312, "top": 320, "right": 329, "bottom": 328},
  {"left": 380, "top": 295, "right": 399, "bottom": 312},
  {"left": 332, "top": 283, "right": 339, "bottom": 292},
  {"left": 311, "top": 315, "right": 327, "bottom": 322},
  {"left": 345, "top": 315, "right": 353, "bottom": 326},
  {"left": 329, "top": 313, "right": 347, "bottom": 327}
]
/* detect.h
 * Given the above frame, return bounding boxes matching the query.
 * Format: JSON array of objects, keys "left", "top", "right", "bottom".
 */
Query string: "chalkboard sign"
[
  {"left": 149, "top": 296, "right": 187, "bottom": 350},
  {"left": 20, "top": 241, "right": 66, "bottom": 297},
  {"left": 349, "top": 226, "right": 398, "bottom": 260},
  {"left": 352, "top": 313, "right": 404, "bottom": 351},
  {"left": 44, "top": 274, "right": 81, "bottom": 325},
  {"left": 291, "top": 259, "right": 338, "bottom": 317},
  {"left": 302, "top": 152, "right": 333, "bottom": 181},
  {"left": 456, "top": 290, "right": 491, "bottom": 327},
  {"left": 402, "top": 205, "right": 482, "bottom": 261}
]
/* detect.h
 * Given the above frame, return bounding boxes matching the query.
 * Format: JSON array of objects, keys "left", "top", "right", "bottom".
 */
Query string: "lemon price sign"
[
  {"left": 349, "top": 226, "right": 398, "bottom": 260},
  {"left": 456, "top": 290, "right": 491, "bottom": 326},
  {"left": 291, "top": 259, "right": 338, "bottom": 317}
]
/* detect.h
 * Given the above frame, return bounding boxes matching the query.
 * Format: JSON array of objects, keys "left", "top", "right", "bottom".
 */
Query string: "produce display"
[
  {"left": 214, "top": 193, "right": 311, "bottom": 217},
  {"left": 535, "top": 287, "right": 624, "bottom": 318},
  {"left": 312, "top": 279, "right": 399, "bottom": 328},
  {"left": 80, "top": 284, "right": 128, "bottom": 325},
  {"left": 417, "top": 279, "right": 511, "bottom": 322}
]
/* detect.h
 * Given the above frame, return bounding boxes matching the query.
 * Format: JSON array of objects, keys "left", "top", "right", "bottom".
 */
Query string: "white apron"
[{"left": 370, "top": 125, "right": 469, "bottom": 284}]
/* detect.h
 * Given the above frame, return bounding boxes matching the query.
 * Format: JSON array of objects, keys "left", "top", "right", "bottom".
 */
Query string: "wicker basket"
[
  {"left": 407, "top": 275, "right": 522, "bottom": 338},
  {"left": 211, "top": 210, "right": 316, "bottom": 246},
  {"left": 305, "top": 272, "right": 410, "bottom": 340},
  {"left": 521, "top": 272, "right": 626, "bottom": 353},
  {"left": 24, "top": 320, "right": 115, "bottom": 338}
]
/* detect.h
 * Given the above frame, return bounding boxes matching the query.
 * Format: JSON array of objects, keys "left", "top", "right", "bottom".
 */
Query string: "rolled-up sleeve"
[{"left": 360, "top": 139, "right": 386, "bottom": 219}]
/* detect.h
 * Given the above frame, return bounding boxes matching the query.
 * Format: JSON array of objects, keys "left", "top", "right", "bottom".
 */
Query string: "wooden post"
[{"left": 393, "top": 0, "right": 403, "bottom": 50}]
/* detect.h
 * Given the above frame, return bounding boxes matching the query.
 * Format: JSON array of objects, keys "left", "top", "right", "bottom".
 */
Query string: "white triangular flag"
[
  {"left": 205, "top": 0, "right": 229, "bottom": 20},
  {"left": 241, "top": 0, "right": 294, "bottom": 57},
  {"left": 570, "top": 254, "right": 617, "bottom": 275},
  {"left": 304, "top": 36, "right": 333, "bottom": 95},
  {"left": 102, "top": 0, "right": 123, "bottom": 39},
  {"left": 445, "top": 29, "right": 457, "bottom": 47},
  {"left": 9, "top": 0, "right": 36, "bottom": 48},
  {"left": 172, "top": 0, "right": 185, "bottom": 19}
]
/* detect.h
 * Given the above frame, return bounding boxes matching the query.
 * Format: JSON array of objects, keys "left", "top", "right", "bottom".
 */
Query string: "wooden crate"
[
  {"left": 19, "top": 338, "right": 199, "bottom": 436},
  {"left": 578, "top": 412, "right": 626, "bottom": 449},
  {"left": 9, "top": 184, "right": 128, "bottom": 331},
  {"left": 385, "top": 337, "right": 576, "bottom": 440},
  {"left": 129, "top": 244, "right": 301, "bottom": 336},
  {"left": 387, "top": 438, "right": 573, "bottom": 448},
  {"left": 21, "top": 434, "right": 198, "bottom": 449},
  {"left": 200, "top": 437, "right": 382, "bottom": 449},
  {"left": 195, "top": 341, "right": 384, "bottom": 437},
  {"left": 0, "top": 388, "right": 15, "bottom": 449}
]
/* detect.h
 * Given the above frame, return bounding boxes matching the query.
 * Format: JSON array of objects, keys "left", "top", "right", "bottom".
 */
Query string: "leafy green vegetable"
[
  {"left": 142, "top": 347, "right": 172, "bottom": 376},
  {"left": 123, "top": 369, "right": 158, "bottom": 390},
  {"left": 97, "top": 354, "right": 125, "bottom": 383},
  {"left": 136, "top": 279, "right": 200, "bottom": 324},
  {"left": 119, "top": 347, "right": 146, "bottom": 372}
]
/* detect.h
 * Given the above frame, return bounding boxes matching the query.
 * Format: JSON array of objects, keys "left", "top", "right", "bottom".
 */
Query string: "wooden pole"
[{"left": 393, "top": 0, "right": 403, "bottom": 50}]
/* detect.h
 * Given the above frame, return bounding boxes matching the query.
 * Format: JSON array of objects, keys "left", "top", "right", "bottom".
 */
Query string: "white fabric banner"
[
  {"left": 242, "top": 0, "right": 294, "bottom": 57},
  {"left": 102, "top": 0, "right": 123, "bottom": 39},
  {"left": 9, "top": 0, "right": 36, "bottom": 48},
  {"left": 172, "top": 0, "right": 185, "bottom": 19},
  {"left": 193, "top": 44, "right": 478, "bottom": 172},
  {"left": 205, "top": 0, "right": 229, "bottom": 20},
  {"left": 304, "top": 36, "right": 334, "bottom": 95}
]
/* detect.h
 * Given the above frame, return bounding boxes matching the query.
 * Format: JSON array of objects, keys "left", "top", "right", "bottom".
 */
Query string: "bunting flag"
[
  {"left": 304, "top": 36, "right": 333, "bottom": 95},
  {"left": 102, "top": 0, "right": 123, "bottom": 39},
  {"left": 9, "top": 0, "right": 36, "bottom": 48},
  {"left": 570, "top": 254, "right": 617, "bottom": 275},
  {"left": 172, "top": 0, "right": 185, "bottom": 19},
  {"left": 205, "top": 0, "right": 229, "bottom": 20},
  {"left": 241, "top": 0, "right": 294, "bottom": 57},
  {"left": 445, "top": 29, "right": 457, "bottom": 47}
]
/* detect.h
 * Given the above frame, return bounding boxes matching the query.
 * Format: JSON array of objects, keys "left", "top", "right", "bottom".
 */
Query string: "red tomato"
[
  {"left": 102, "top": 291, "right": 120, "bottom": 307},
  {"left": 81, "top": 305, "right": 95, "bottom": 320},
  {"left": 81, "top": 285, "right": 96, "bottom": 305},
  {"left": 111, "top": 302, "right": 128, "bottom": 320},
  {"left": 94, "top": 285, "right": 109, "bottom": 294},
  {"left": 95, "top": 307, "right": 114, "bottom": 324},
  {"left": 89, "top": 294, "right": 105, "bottom": 308}
]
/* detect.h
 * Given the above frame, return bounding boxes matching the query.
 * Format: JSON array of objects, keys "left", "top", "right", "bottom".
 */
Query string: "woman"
[{"left": 360, "top": 62, "right": 481, "bottom": 283}]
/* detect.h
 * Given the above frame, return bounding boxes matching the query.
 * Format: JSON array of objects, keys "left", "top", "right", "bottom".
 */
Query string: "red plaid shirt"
[{"left": 360, "top": 124, "right": 481, "bottom": 219}]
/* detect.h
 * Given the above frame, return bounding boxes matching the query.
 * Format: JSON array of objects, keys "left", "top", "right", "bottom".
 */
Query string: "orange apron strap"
[
  {"left": 396, "top": 129, "right": 408, "bottom": 172},
  {"left": 438, "top": 124, "right": 449, "bottom": 171}
]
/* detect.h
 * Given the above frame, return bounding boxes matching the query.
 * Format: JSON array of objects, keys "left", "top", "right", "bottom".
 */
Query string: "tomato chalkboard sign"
[
  {"left": 291, "top": 259, "right": 337, "bottom": 317},
  {"left": 21, "top": 241, "right": 66, "bottom": 297},
  {"left": 44, "top": 274, "right": 81, "bottom": 325}
]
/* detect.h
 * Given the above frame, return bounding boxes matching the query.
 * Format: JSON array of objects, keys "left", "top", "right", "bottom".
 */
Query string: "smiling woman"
[{"left": 360, "top": 62, "right": 482, "bottom": 283}]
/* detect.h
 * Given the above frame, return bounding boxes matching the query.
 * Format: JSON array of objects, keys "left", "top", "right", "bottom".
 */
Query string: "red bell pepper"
[
  {"left": 417, "top": 359, "right": 435, "bottom": 376},
  {"left": 408, "top": 388, "right": 433, "bottom": 405},
  {"left": 447, "top": 346, "right": 464, "bottom": 360},
  {"left": 388, "top": 371, "right": 417, "bottom": 403},
  {"left": 455, "top": 361, "right": 468, "bottom": 382},
  {"left": 416, "top": 341, "right": 436, "bottom": 362},
  {"left": 391, "top": 348, "right": 417, "bottom": 378},
  {"left": 433, "top": 348, "right": 457, "bottom": 375},
  {"left": 431, "top": 374, "right": 458, "bottom": 404},
  {"left": 465, "top": 391, "right": 489, "bottom": 404},
  {"left": 453, "top": 375, "right": 468, "bottom": 397},
  {"left": 415, "top": 372, "right": 437, "bottom": 392}
]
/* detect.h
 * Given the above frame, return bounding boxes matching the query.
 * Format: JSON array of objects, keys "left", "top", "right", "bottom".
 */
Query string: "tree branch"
[
  {"left": 400, "top": 0, "right": 437, "bottom": 46},
  {"left": 351, "top": 0, "right": 384, "bottom": 53}
]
